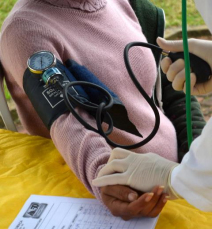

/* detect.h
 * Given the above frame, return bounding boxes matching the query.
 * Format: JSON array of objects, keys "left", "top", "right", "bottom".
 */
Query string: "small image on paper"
[{"left": 23, "top": 202, "right": 47, "bottom": 219}]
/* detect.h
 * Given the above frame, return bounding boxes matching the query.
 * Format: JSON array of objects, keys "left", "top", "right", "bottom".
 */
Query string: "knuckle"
[
  {"left": 172, "top": 81, "right": 182, "bottom": 91},
  {"left": 111, "top": 159, "right": 117, "bottom": 167},
  {"left": 172, "top": 77, "right": 184, "bottom": 91},
  {"left": 112, "top": 148, "right": 120, "bottom": 157},
  {"left": 178, "top": 71, "right": 186, "bottom": 80},
  {"left": 166, "top": 70, "right": 175, "bottom": 82},
  {"left": 188, "top": 38, "right": 197, "bottom": 53},
  {"left": 167, "top": 64, "right": 177, "bottom": 78},
  {"left": 178, "top": 58, "right": 185, "bottom": 66},
  {"left": 167, "top": 60, "right": 184, "bottom": 81},
  {"left": 169, "top": 63, "right": 180, "bottom": 75},
  {"left": 111, "top": 148, "right": 117, "bottom": 156},
  {"left": 189, "top": 38, "right": 197, "bottom": 45}
]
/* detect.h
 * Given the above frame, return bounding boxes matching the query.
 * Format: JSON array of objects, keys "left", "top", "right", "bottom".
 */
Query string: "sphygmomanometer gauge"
[{"left": 27, "top": 50, "right": 56, "bottom": 74}]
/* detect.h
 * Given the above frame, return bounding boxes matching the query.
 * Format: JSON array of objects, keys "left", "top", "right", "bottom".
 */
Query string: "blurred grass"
[
  {"left": 4, "top": 81, "right": 11, "bottom": 100},
  {"left": 0, "top": 0, "right": 205, "bottom": 101},
  {"left": 151, "top": 0, "right": 204, "bottom": 28},
  {"left": 0, "top": 0, "right": 17, "bottom": 100},
  {"left": 0, "top": 0, "right": 17, "bottom": 28}
]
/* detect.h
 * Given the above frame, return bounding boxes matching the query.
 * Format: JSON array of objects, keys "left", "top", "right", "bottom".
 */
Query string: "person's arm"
[
  {"left": 1, "top": 17, "right": 167, "bottom": 218},
  {"left": 0, "top": 16, "right": 110, "bottom": 199}
]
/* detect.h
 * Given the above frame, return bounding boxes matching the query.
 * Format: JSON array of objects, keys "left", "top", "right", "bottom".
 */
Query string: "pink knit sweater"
[{"left": 0, "top": 0, "right": 177, "bottom": 200}]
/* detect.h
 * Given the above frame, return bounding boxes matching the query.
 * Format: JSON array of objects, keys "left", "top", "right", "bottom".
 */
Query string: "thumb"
[{"left": 157, "top": 37, "right": 184, "bottom": 52}]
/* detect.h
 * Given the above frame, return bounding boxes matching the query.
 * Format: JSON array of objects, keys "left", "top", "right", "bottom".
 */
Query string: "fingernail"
[
  {"left": 157, "top": 186, "right": 165, "bottom": 195},
  {"left": 128, "top": 193, "right": 138, "bottom": 202},
  {"left": 145, "top": 193, "right": 154, "bottom": 202}
]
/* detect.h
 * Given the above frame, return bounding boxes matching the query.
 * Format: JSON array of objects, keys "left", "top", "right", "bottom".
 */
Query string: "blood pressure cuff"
[
  {"left": 23, "top": 60, "right": 79, "bottom": 129},
  {"left": 23, "top": 59, "right": 141, "bottom": 137}
]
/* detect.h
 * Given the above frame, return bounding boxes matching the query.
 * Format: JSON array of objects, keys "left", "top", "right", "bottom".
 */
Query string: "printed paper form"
[{"left": 9, "top": 195, "right": 159, "bottom": 229}]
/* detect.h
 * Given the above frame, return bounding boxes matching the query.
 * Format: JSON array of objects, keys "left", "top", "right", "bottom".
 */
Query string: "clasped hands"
[
  {"left": 93, "top": 148, "right": 180, "bottom": 220},
  {"left": 93, "top": 37, "right": 212, "bottom": 219}
]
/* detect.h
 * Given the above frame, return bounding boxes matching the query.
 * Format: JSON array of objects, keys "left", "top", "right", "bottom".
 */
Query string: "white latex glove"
[
  {"left": 157, "top": 37, "right": 212, "bottom": 95},
  {"left": 92, "top": 148, "right": 180, "bottom": 199}
]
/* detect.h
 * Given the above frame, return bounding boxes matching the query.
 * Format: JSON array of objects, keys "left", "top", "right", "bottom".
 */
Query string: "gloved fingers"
[
  {"left": 172, "top": 68, "right": 186, "bottom": 91},
  {"left": 97, "top": 158, "right": 128, "bottom": 178},
  {"left": 92, "top": 173, "right": 126, "bottom": 187},
  {"left": 183, "top": 72, "right": 196, "bottom": 94},
  {"left": 166, "top": 58, "right": 185, "bottom": 82},
  {"left": 108, "top": 147, "right": 131, "bottom": 162},
  {"left": 160, "top": 57, "right": 172, "bottom": 74}
]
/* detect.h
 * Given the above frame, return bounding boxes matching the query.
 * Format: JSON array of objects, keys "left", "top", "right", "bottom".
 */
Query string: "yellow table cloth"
[{"left": 0, "top": 129, "right": 212, "bottom": 228}]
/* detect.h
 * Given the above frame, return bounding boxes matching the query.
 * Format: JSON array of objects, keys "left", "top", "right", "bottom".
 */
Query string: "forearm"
[{"left": 50, "top": 109, "right": 111, "bottom": 200}]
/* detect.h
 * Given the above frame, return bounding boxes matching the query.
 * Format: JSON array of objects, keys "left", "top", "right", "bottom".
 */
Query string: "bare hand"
[{"left": 101, "top": 185, "right": 168, "bottom": 220}]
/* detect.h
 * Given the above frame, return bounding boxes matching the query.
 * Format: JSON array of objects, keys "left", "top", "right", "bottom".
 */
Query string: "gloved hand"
[
  {"left": 92, "top": 148, "right": 180, "bottom": 199},
  {"left": 157, "top": 37, "right": 212, "bottom": 95}
]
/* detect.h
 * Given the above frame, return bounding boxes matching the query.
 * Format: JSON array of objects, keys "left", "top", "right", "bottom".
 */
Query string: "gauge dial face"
[{"left": 28, "top": 51, "right": 55, "bottom": 73}]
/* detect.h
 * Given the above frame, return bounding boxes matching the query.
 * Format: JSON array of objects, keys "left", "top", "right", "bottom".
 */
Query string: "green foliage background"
[{"left": 151, "top": 0, "right": 204, "bottom": 28}]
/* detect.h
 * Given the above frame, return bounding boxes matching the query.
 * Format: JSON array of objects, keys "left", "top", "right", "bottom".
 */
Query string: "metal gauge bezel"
[{"left": 27, "top": 50, "right": 56, "bottom": 74}]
